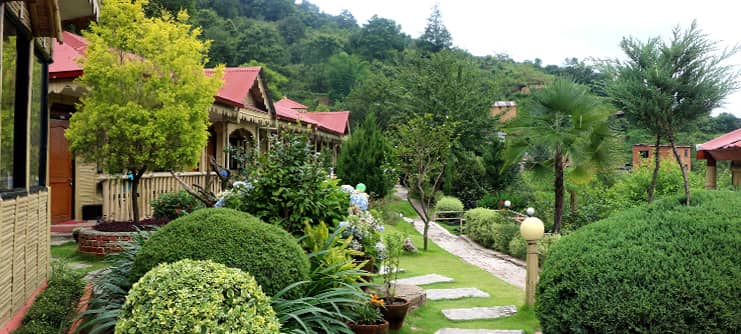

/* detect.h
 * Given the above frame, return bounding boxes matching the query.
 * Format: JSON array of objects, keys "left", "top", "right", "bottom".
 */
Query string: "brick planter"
[{"left": 77, "top": 229, "right": 135, "bottom": 257}]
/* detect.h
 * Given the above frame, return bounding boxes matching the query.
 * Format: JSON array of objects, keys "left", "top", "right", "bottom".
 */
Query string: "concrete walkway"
[{"left": 394, "top": 185, "right": 526, "bottom": 290}]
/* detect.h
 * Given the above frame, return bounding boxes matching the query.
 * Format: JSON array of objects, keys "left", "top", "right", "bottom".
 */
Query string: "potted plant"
[
  {"left": 340, "top": 208, "right": 384, "bottom": 273},
  {"left": 379, "top": 232, "right": 410, "bottom": 330},
  {"left": 347, "top": 294, "right": 389, "bottom": 334}
]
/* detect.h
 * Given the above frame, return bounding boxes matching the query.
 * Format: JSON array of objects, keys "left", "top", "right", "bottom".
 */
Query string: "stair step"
[
  {"left": 393, "top": 274, "right": 454, "bottom": 286},
  {"left": 441, "top": 305, "right": 517, "bottom": 321},
  {"left": 426, "top": 288, "right": 490, "bottom": 300}
]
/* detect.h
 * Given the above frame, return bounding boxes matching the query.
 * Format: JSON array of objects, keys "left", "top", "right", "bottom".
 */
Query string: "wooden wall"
[{"left": 0, "top": 190, "right": 50, "bottom": 325}]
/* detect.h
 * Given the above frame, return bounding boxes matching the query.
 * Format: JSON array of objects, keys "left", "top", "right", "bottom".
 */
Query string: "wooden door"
[{"left": 50, "top": 119, "right": 72, "bottom": 223}]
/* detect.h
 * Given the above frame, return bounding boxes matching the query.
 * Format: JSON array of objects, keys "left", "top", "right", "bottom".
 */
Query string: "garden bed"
[
  {"left": 77, "top": 229, "right": 136, "bottom": 257},
  {"left": 92, "top": 217, "right": 170, "bottom": 232}
]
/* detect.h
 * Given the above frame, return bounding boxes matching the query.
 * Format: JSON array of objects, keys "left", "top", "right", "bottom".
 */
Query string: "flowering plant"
[
  {"left": 350, "top": 294, "right": 385, "bottom": 325},
  {"left": 339, "top": 209, "right": 384, "bottom": 259}
]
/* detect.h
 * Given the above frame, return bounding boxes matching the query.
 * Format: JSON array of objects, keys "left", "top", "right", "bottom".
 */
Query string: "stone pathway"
[
  {"left": 442, "top": 305, "right": 518, "bottom": 321},
  {"left": 393, "top": 185, "right": 527, "bottom": 333},
  {"left": 426, "top": 288, "right": 489, "bottom": 301},
  {"left": 394, "top": 185, "right": 526, "bottom": 290},
  {"left": 435, "top": 329, "right": 523, "bottom": 334},
  {"left": 393, "top": 273, "right": 454, "bottom": 286}
]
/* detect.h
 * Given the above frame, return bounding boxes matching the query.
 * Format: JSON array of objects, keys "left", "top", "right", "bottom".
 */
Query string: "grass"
[
  {"left": 378, "top": 199, "right": 540, "bottom": 334},
  {"left": 51, "top": 242, "right": 109, "bottom": 275}
]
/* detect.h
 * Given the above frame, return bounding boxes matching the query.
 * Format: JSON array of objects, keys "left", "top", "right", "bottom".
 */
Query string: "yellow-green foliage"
[
  {"left": 67, "top": 0, "right": 224, "bottom": 174},
  {"left": 116, "top": 259, "right": 280, "bottom": 334},
  {"left": 435, "top": 196, "right": 464, "bottom": 212}
]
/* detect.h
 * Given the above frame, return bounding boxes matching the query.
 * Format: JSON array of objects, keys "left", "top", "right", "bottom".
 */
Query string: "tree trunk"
[
  {"left": 423, "top": 220, "right": 429, "bottom": 251},
  {"left": 668, "top": 134, "right": 691, "bottom": 205},
  {"left": 569, "top": 189, "right": 577, "bottom": 214},
  {"left": 131, "top": 169, "right": 144, "bottom": 224},
  {"left": 553, "top": 148, "right": 564, "bottom": 234},
  {"left": 648, "top": 134, "right": 661, "bottom": 203}
]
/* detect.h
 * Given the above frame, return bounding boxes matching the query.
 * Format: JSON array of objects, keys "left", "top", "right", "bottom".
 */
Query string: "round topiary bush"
[
  {"left": 116, "top": 259, "right": 280, "bottom": 334},
  {"left": 131, "top": 208, "right": 310, "bottom": 297},
  {"left": 435, "top": 196, "right": 464, "bottom": 212},
  {"left": 536, "top": 191, "right": 741, "bottom": 333}
]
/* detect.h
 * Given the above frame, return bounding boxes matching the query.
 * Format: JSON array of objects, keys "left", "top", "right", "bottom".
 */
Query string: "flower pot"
[
  {"left": 348, "top": 320, "right": 389, "bottom": 334},
  {"left": 380, "top": 297, "right": 410, "bottom": 330}
]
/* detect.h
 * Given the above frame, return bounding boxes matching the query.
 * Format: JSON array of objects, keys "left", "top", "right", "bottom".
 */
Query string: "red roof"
[
  {"left": 275, "top": 97, "right": 349, "bottom": 135},
  {"left": 49, "top": 32, "right": 266, "bottom": 111},
  {"left": 275, "top": 97, "right": 308, "bottom": 110},
  {"left": 205, "top": 67, "right": 261, "bottom": 109},
  {"left": 697, "top": 127, "right": 741, "bottom": 160},
  {"left": 49, "top": 31, "right": 88, "bottom": 79}
]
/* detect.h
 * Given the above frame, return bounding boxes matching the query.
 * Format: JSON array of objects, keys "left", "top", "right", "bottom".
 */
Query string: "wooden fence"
[
  {"left": 100, "top": 172, "right": 222, "bottom": 221},
  {"left": 0, "top": 190, "right": 50, "bottom": 326}
]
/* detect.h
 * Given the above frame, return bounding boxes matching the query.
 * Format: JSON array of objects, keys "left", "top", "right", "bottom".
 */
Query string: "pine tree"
[
  {"left": 419, "top": 3, "right": 452, "bottom": 53},
  {"left": 336, "top": 114, "right": 395, "bottom": 199}
]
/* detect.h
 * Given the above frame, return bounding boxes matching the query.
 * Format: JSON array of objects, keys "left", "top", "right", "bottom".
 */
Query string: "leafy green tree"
[
  {"left": 336, "top": 114, "right": 395, "bottom": 199},
  {"left": 343, "top": 68, "right": 403, "bottom": 129},
  {"left": 67, "top": 0, "right": 223, "bottom": 223},
  {"left": 144, "top": 0, "right": 195, "bottom": 17},
  {"left": 418, "top": 3, "right": 452, "bottom": 53},
  {"left": 606, "top": 21, "right": 739, "bottom": 205},
  {"left": 326, "top": 52, "right": 368, "bottom": 103},
  {"left": 395, "top": 114, "right": 457, "bottom": 250},
  {"left": 505, "top": 79, "right": 613, "bottom": 233},
  {"left": 350, "top": 15, "right": 407, "bottom": 61},
  {"left": 277, "top": 15, "right": 306, "bottom": 44},
  {"left": 243, "top": 60, "right": 288, "bottom": 100}
]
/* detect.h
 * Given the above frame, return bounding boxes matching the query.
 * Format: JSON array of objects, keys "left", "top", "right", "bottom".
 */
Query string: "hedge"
[
  {"left": 536, "top": 191, "right": 741, "bottom": 333},
  {"left": 435, "top": 196, "right": 464, "bottom": 213},
  {"left": 131, "top": 208, "right": 310, "bottom": 298},
  {"left": 117, "top": 259, "right": 280, "bottom": 334},
  {"left": 14, "top": 265, "right": 84, "bottom": 334}
]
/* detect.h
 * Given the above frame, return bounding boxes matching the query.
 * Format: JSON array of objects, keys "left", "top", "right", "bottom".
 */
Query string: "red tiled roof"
[
  {"left": 275, "top": 97, "right": 308, "bottom": 110},
  {"left": 205, "top": 67, "right": 261, "bottom": 109},
  {"left": 275, "top": 97, "right": 349, "bottom": 135},
  {"left": 49, "top": 32, "right": 266, "bottom": 111},
  {"left": 49, "top": 31, "right": 88, "bottom": 79},
  {"left": 697, "top": 127, "right": 741, "bottom": 160},
  {"left": 308, "top": 111, "right": 350, "bottom": 135}
]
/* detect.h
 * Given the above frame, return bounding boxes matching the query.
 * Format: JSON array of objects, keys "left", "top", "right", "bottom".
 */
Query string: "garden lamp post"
[
  {"left": 520, "top": 216, "right": 544, "bottom": 306},
  {"left": 504, "top": 200, "right": 511, "bottom": 209}
]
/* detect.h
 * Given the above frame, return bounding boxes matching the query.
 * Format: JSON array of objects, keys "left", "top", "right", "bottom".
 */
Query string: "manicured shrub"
[
  {"left": 131, "top": 208, "right": 310, "bottom": 297},
  {"left": 150, "top": 190, "right": 205, "bottom": 220},
  {"left": 537, "top": 191, "right": 741, "bottom": 333},
  {"left": 509, "top": 233, "right": 561, "bottom": 263},
  {"left": 15, "top": 264, "right": 84, "bottom": 334},
  {"left": 435, "top": 196, "right": 464, "bottom": 212},
  {"left": 507, "top": 235, "right": 527, "bottom": 259},
  {"left": 117, "top": 259, "right": 280, "bottom": 334},
  {"left": 464, "top": 208, "right": 499, "bottom": 247},
  {"left": 491, "top": 222, "right": 518, "bottom": 253}
]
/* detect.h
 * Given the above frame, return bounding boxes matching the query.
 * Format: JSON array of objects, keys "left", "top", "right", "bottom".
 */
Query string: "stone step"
[
  {"left": 426, "top": 288, "right": 490, "bottom": 301},
  {"left": 441, "top": 305, "right": 517, "bottom": 321},
  {"left": 392, "top": 274, "right": 454, "bottom": 286},
  {"left": 435, "top": 329, "right": 523, "bottom": 334},
  {"left": 51, "top": 232, "right": 75, "bottom": 246}
]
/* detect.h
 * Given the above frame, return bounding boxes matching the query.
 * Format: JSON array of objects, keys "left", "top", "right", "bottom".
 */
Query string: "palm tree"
[{"left": 506, "top": 79, "right": 614, "bottom": 233}]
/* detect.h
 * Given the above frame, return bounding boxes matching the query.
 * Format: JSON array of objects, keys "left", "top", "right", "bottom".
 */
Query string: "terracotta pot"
[
  {"left": 380, "top": 297, "right": 410, "bottom": 330},
  {"left": 348, "top": 320, "right": 389, "bottom": 334}
]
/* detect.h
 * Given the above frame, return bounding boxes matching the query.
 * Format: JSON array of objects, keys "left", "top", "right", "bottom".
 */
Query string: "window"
[
  {"left": 684, "top": 149, "right": 688, "bottom": 158},
  {"left": 639, "top": 150, "right": 649, "bottom": 159},
  {"left": 1, "top": 16, "right": 18, "bottom": 191}
]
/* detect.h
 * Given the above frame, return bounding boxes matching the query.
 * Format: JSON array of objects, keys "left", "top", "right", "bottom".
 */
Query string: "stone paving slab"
[
  {"left": 441, "top": 305, "right": 517, "bottom": 321},
  {"left": 393, "top": 274, "right": 454, "bottom": 286},
  {"left": 426, "top": 288, "right": 490, "bottom": 300},
  {"left": 435, "top": 329, "right": 523, "bottom": 334},
  {"left": 379, "top": 266, "right": 405, "bottom": 274}
]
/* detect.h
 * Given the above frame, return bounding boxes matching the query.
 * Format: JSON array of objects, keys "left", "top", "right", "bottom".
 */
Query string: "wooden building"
[
  {"left": 0, "top": 0, "right": 98, "bottom": 330},
  {"left": 48, "top": 32, "right": 350, "bottom": 222},
  {"left": 490, "top": 101, "right": 517, "bottom": 123},
  {"left": 696, "top": 128, "right": 741, "bottom": 190},
  {"left": 631, "top": 144, "right": 692, "bottom": 171}
]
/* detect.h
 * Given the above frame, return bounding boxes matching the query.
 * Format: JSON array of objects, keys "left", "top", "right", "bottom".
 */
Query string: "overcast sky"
[{"left": 306, "top": 0, "right": 741, "bottom": 117}]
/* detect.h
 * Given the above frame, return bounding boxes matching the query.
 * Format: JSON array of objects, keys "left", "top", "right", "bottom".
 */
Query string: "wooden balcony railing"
[{"left": 100, "top": 172, "right": 221, "bottom": 221}]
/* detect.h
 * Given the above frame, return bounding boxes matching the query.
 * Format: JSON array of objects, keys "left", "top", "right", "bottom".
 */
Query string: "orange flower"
[{"left": 370, "top": 294, "right": 385, "bottom": 307}]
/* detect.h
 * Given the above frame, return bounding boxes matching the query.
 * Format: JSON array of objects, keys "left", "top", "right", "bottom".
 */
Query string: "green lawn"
[
  {"left": 51, "top": 242, "right": 110, "bottom": 275},
  {"left": 379, "top": 201, "right": 540, "bottom": 334}
]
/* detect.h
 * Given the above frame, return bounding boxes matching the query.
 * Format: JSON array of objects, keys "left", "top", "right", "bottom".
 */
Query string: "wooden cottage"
[
  {"left": 0, "top": 0, "right": 98, "bottom": 330},
  {"left": 696, "top": 127, "right": 741, "bottom": 189},
  {"left": 48, "top": 32, "right": 350, "bottom": 222}
]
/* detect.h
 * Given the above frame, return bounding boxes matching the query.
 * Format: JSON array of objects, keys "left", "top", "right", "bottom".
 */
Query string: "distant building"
[
  {"left": 490, "top": 101, "right": 517, "bottom": 123},
  {"left": 631, "top": 144, "right": 692, "bottom": 171}
]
